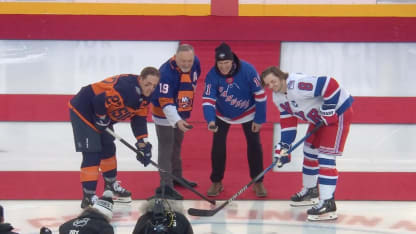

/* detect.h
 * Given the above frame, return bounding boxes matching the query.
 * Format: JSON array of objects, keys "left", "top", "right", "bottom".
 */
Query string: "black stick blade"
[{"left": 188, "top": 208, "right": 219, "bottom": 217}]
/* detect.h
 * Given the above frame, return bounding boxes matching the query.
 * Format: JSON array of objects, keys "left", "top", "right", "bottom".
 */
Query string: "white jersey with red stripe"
[{"left": 273, "top": 73, "right": 353, "bottom": 144}]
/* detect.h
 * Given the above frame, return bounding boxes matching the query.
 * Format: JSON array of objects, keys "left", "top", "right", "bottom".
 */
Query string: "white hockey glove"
[{"left": 320, "top": 104, "right": 338, "bottom": 126}]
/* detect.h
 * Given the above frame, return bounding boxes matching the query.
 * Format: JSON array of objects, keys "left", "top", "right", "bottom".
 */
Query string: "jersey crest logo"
[
  {"left": 226, "top": 77, "right": 234, "bottom": 84},
  {"left": 178, "top": 96, "right": 193, "bottom": 110},
  {"left": 73, "top": 218, "right": 90, "bottom": 227},
  {"left": 228, "top": 83, "right": 240, "bottom": 90}
]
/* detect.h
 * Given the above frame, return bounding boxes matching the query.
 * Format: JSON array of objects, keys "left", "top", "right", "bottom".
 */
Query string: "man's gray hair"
[{"left": 176, "top": 44, "right": 194, "bottom": 54}]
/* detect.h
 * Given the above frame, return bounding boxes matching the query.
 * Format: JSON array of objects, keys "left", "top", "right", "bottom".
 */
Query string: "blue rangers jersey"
[
  {"left": 273, "top": 73, "right": 354, "bottom": 145},
  {"left": 202, "top": 57, "right": 267, "bottom": 124}
]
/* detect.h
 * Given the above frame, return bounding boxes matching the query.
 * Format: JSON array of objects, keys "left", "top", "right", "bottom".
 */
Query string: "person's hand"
[
  {"left": 207, "top": 121, "right": 218, "bottom": 133},
  {"left": 94, "top": 114, "right": 110, "bottom": 131},
  {"left": 320, "top": 104, "right": 338, "bottom": 126},
  {"left": 251, "top": 122, "right": 262, "bottom": 133},
  {"left": 176, "top": 119, "right": 193, "bottom": 132},
  {"left": 135, "top": 141, "right": 152, "bottom": 167},
  {"left": 274, "top": 142, "right": 291, "bottom": 168}
]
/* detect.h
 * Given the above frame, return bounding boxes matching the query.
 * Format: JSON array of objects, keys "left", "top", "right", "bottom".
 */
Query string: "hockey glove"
[
  {"left": 208, "top": 121, "right": 218, "bottom": 133},
  {"left": 274, "top": 142, "right": 291, "bottom": 168},
  {"left": 135, "top": 141, "right": 152, "bottom": 167},
  {"left": 320, "top": 104, "right": 338, "bottom": 126},
  {"left": 94, "top": 114, "right": 111, "bottom": 131}
]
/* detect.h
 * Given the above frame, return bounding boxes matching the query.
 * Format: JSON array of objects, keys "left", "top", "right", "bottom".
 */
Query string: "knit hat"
[
  {"left": 93, "top": 190, "right": 114, "bottom": 220},
  {"left": 215, "top": 42, "right": 234, "bottom": 61},
  {"left": 40, "top": 227, "right": 52, "bottom": 234}
]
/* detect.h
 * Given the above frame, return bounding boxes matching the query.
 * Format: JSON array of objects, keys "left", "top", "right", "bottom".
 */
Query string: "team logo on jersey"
[
  {"left": 179, "top": 96, "right": 192, "bottom": 108},
  {"left": 288, "top": 80, "right": 295, "bottom": 89},
  {"left": 253, "top": 77, "right": 261, "bottom": 87},
  {"left": 228, "top": 82, "right": 240, "bottom": 90},
  {"left": 177, "top": 91, "right": 194, "bottom": 112},
  {"left": 73, "top": 218, "right": 90, "bottom": 227},
  {"left": 226, "top": 77, "right": 234, "bottom": 84}
]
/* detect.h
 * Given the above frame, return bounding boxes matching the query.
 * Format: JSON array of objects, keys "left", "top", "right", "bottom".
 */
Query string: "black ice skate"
[
  {"left": 81, "top": 193, "right": 98, "bottom": 209},
  {"left": 105, "top": 180, "right": 132, "bottom": 203},
  {"left": 307, "top": 197, "right": 337, "bottom": 221},
  {"left": 290, "top": 186, "right": 319, "bottom": 206}
]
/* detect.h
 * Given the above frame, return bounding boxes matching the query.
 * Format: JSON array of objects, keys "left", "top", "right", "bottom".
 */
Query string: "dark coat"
[
  {"left": 59, "top": 209, "right": 114, "bottom": 234},
  {"left": 132, "top": 211, "right": 193, "bottom": 234},
  {"left": 0, "top": 223, "right": 18, "bottom": 234}
]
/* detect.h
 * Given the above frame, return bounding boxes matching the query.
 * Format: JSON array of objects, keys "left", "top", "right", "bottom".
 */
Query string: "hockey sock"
[
  {"left": 317, "top": 154, "right": 338, "bottom": 200},
  {"left": 82, "top": 182, "right": 97, "bottom": 194},
  {"left": 302, "top": 146, "right": 319, "bottom": 188},
  {"left": 100, "top": 155, "right": 117, "bottom": 179}
]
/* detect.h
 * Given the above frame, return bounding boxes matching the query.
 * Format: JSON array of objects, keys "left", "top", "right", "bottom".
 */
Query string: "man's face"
[
  {"left": 263, "top": 73, "right": 286, "bottom": 93},
  {"left": 216, "top": 60, "right": 233, "bottom": 75},
  {"left": 175, "top": 50, "right": 195, "bottom": 73},
  {"left": 139, "top": 74, "right": 160, "bottom": 97}
]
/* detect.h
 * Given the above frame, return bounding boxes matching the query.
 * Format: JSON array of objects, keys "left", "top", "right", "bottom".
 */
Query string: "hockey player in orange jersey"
[{"left": 68, "top": 67, "right": 160, "bottom": 208}]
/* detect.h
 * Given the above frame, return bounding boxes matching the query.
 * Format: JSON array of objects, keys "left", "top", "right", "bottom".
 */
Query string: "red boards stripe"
[
  {"left": 0, "top": 94, "right": 72, "bottom": 121},
  {"left": 0, "top": 94, "right": 415, "bottom": 123},
  {"left": 0, "top": 171, "right": 414, "bottom": 200},
  {"left": 1, "top": 15, "right": 416, "bottom": 42}
]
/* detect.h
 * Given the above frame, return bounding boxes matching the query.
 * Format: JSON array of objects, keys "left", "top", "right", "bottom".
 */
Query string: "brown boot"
[
  {"left": 253, "top": 182, "right": 267, "bottom": 197},
  {"left": 207, "top": 182, "right": 223, "bottom": 197}
]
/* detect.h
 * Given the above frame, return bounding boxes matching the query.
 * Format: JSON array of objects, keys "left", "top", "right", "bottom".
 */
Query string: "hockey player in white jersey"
[{"left": 260, "top": 66, "right": 353, "bottom": 221}]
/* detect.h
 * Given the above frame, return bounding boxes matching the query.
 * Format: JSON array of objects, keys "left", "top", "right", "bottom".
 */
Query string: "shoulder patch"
[{"left": 253, "top": 77, "right": 261, "bottom": 87}]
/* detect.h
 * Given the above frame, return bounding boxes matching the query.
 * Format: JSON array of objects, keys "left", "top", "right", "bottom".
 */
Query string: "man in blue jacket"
[{"left": 203, "top": 42, "right": 267, "bottom": 197}]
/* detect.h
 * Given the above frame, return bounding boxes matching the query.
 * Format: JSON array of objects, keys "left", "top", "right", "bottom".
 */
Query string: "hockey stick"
[
  {"left": 188, "top": 122, "right": 324, "bottom": 216},
  {"left": 105, "top": 128, "right": 216, "bottom": 205}
]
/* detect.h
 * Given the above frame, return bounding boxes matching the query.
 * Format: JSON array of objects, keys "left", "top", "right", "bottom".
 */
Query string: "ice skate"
[
  {"left": 105, "top": 180, "right": 132, "bottom": 203},
  {"left": 307, "top": 197, "right": 338, "bottom": 221},
  {"left": 290, "top": 186, "right": 319, "bottom": 206},
  {"left": 81, "top": 193, "right": 98, "bottom": 209}
]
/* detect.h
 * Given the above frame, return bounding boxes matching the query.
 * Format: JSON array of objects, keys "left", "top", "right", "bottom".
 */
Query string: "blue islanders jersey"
[
  {"left": 151, "top": 56, "right": 201, "bottom": 125},
  {"left": 69, "top": 74, "right": 150, "bottom": 141}
]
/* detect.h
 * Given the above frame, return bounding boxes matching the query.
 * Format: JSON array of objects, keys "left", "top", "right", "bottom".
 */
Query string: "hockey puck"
[{"left": 209, "top": 125, "right": 217, "bottom": 130}]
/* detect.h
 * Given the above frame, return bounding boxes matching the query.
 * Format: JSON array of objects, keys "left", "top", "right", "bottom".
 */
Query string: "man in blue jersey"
[
  {"left": 151, "top": 44, "right": 201, "bottom": 200},
  {"left": 202, "top": 42, "right": 268, "bottom": 197},
  {"left": 69, "top": 67, "right": 160, "bottom": 208}
]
